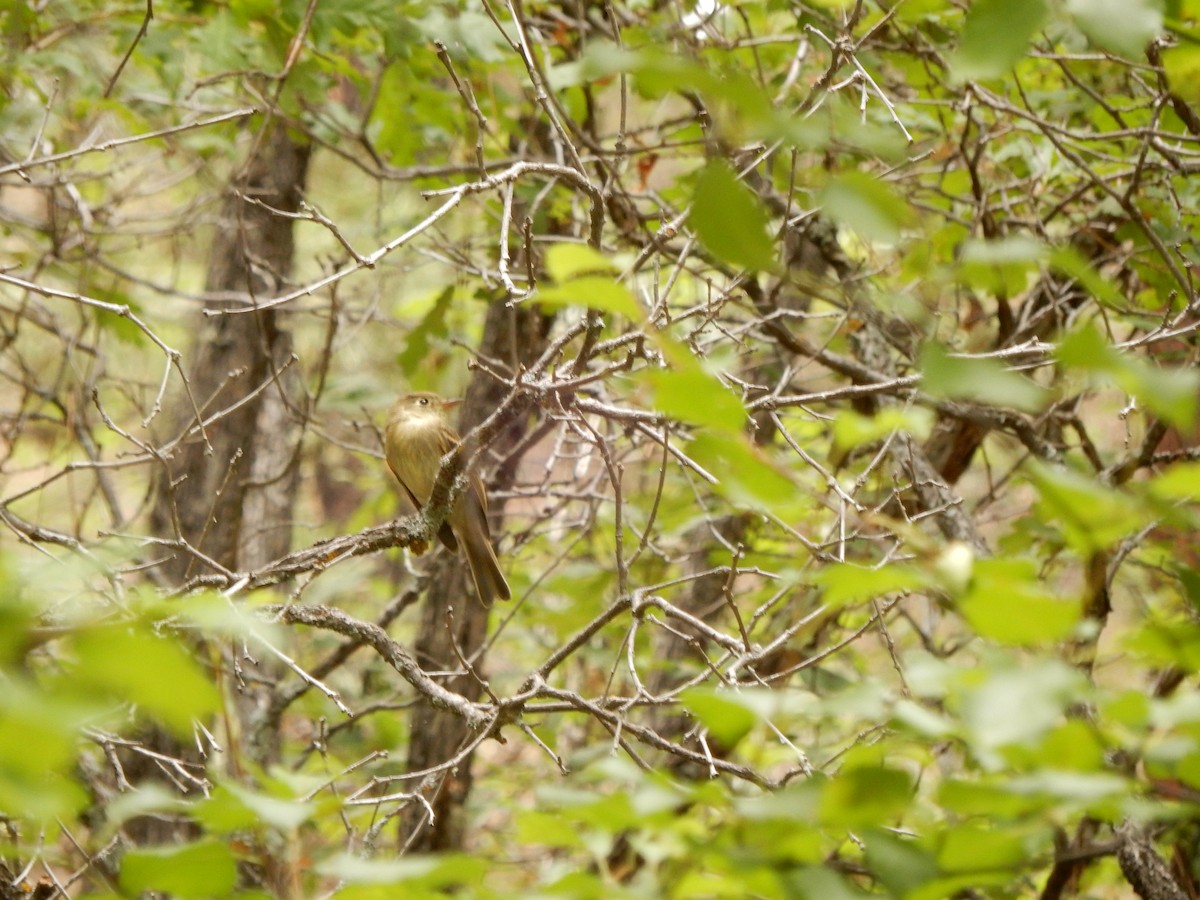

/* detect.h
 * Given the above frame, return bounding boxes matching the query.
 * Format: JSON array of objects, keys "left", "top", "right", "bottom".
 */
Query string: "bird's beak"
[{"left": 441, "top": 398, "right": 463, "bottom": 409}]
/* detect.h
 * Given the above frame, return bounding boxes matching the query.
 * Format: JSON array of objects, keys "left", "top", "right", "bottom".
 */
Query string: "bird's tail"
[{"left": 463, "top": 527, "right": 511, "bottom": 607}]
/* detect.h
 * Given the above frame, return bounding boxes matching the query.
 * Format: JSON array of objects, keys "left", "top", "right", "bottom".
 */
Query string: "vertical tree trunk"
[
  {"left": 152, "top": 123, "right": 310, "bottom": 581},
  {"left": 128, "top": 123, "right": 310, "bottom": 846},
  {"left": 399, "top": 299, "right": 551, "bottom": 851}
]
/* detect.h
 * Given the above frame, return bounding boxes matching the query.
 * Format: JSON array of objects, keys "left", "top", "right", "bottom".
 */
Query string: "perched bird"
[{"left": 384, "top": 392, "right": 510, "bottom": 607}]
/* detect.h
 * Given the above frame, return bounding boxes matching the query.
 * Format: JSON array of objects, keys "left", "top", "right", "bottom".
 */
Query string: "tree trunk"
[
  {"left": 126, "top": 123, "right": 310, "bottom": 848},
  {"left": 398, "top": 298, "right": 551, "bottom": 851},
  {"left": 152, "top": 122, "right": 310, "bottom": 582}
]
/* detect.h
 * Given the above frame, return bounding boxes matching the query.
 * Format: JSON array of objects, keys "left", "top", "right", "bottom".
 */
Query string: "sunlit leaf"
[
  {"left": 831, "top": 407, "right": 935, "bottom": 453},
  {"left": 1059, "top": 324, "right": 1200, "bottom": 430},
  {"left": 961, "top": 659, "right": 1087, "bottom": 750},
  {"left": 73, "top": 624, "right": 220, "bottom": 736},
  {"left": 958, "top": 235, "right": 1046, "bottom": 294},
  {"left": 536, "top": 276, "right": 641, "bottom": 318},
  {"left": 864, "top": 829, "right": 940, "bottom": 897},
  {"left": 819, "top": 766, "right": 913, "bottom": 828},
  {"left": 938, "top": 824, "right": 1037, "bottom": 873},
  {"left": 546, "top": 244, "right": 619, "bottom": 282},
  {"left": 119, "top": 841, "right": 238, "bottom": 898},
  {"left": 687, "top": 432, "right": 795, "bottom": 509},
  {"left": 196, "top": 782, "right": 314, "bottom": 832},
  {"left": 398, "top": 285, "right": 454, "bottom": 375},
  {"left": 317, "top": 852, "right": 487, "bottom": 887},
  {"left": 959, "top": 559, "right": 1080, "bottom": 644}
]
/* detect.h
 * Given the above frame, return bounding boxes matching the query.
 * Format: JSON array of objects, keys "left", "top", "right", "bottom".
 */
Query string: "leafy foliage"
[{"left": 2, "top": 0, "right": 1200, "bottom": 897}]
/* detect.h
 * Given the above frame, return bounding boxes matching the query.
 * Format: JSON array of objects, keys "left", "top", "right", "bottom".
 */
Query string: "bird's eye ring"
[{"left": 418, "top": 397, "right": 429, "bottom": 406}]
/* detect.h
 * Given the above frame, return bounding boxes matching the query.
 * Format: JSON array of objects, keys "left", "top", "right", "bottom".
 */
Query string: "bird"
[{"left": 383, "top": 392, "right": 511, "bottom": 607}]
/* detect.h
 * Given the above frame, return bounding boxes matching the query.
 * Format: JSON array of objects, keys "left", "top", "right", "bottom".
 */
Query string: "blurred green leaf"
[
  {"left": 864, "top": 829, "right": 940, "bottom": 897},
  {"left": 951, "top": 0, "right": 1047, "bottom": 81},
  {"left": 682, "top": 688, "right": 779, "bottom": 748},
  {"left": 937, "top": 824, "right": 1040, "bottom": 873},
  {"left": 1067, "top": 0, "right": 1163, "bottom": 56},
  {"left": 1050, "top": 246, "right": 1128, "bottom": 309},
  {"left": 958, "top": 235, "right": 1046, "bottom": 295},
  {"left": 119, "top": 841, "right": 238, "bottom": 898},
  {"left": 537, "top": 276, "right": 641, "bottom": 318},
  {"left": 687, "top": 432, "right": 795, "bottom": 509},
  {"left": 1162, "top": 43, "right": 1200, "bottom": 104},
  {"left": 960, "top": 659, "right": 1088, "bottom": 751},
  {"left": 959, "top": 559, "right": 1080, "bottom": 644},
  {"left": 1147, "top": 461, "right": 1200, "bottom": 502},
  {"left": 639, "top": 367, "right": 746, "bottom": 429},
  {"left": 546, "top": 244, "right": 619, "bottom": 281},
  {"left": 1025, "top": 461, "right": 1150, "bottom": 551},
  {"left": 921, "top": 342, "right": 1050, "bottom": 413},
  {"left": 398, "top": 285, "right": 453, "bottom": 375},
  {"left": 0, "top": 681, "right": 90, "bottom": 824},
  {"left": 819, "top": 172, "right": 912, "bottom": 243},
  {"left": 692, "top": 160, "right": 776, "bottom": 272},
  {"left": 317, "top": 852, "right": 486, "bottom": 888},
  {"left": 197, "top": 781, "right": 314, "bottom": 832},
  {"left": 1058, "top": 324, "right": 1200, "bottom": 430},
  {"left": 810, "top": 563, "right": 931, "bottom": 608},
  {"left": 73, "top": 624, "right": 220, "bottom": 736},
  {"left": 820, "top": 766, "right": 913, "bottom": 828},
  {"left": 831, "top": 407, "right": 934, "bottom": 454},
  {"left": 516, "top": 810, "right": 587, "bottom": 850}
]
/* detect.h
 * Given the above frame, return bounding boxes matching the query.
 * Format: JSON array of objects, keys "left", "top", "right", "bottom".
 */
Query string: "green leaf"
[
  {"left": 682, "top": 688, "right": 778, "bottom": 748},
  {"left": 1058, "top": 324, "right": 1200, "bottom": 430},
  {"left": 961, "top": 659, "right": 1087, "bottom": 750},
  {"left": 546, "top": 244, "right": 619, "bottom": 282},
  {"left": 692, "top": 160, "right": 776, "bottom": 272},
  {"left": 639, "top": 367, "right": 746, "bottom": 430},
  {"left": 958, "top": 235, "right": 1046, "bottom": 294},
  {"left": 687, "top": 432, "right": 795, "bottom": 509},
  {"left": 73, "top": 624, "right": 220, "bottom": 736},
  {"left": 196, "top": 782, "right": 315, "bottom": 832},
  {"left": 536, "top": 276, "right": 641, "bottom": 319},
  {"left": 864, "top": 829, "right": 940, "bottom": 897},
  {"left": 819, "top": 766, "right": 914, "bottom": 828},
  {"left": 818, "top": 171, "right": 912, "bottom": 243},
  {"left": 1162, "top": 43, "right": 1200, "bottom": 105},
  {"left": 958, "top": 558, "right": 1081, "bottom": 644},
  {"left": 1067, "top": 0, "right": 1163, "bottom": 56},
  {"left": 1025, "top": 460, "right": 1150, "bottom": 551},
  {"left": 831, "top": 407, "right": 935, "bottom": 454},
  {"left": 317, "top": 852, "right": 486, "bottom": 888},
  {"left": 1147, "top": 461, "right": 1200, "bottom": 503},
  {"left": 0, "top": 682, "right": 90, "bottom": 824},
  {"left": 397, "top": 285, "right": 454, "bottom": 375},
  {"left": 119, "top": 841, "right": 239, "bottom": 898},
  {"left": 937, "top": 824, "right": 1039, "bottom": 872},
  {"left": 920, "top": 342, "right": 1050, "bottom": 413},
  {"left": 516, "top": 810, "right": 587, "bottom": 850},
  {"left": 1050, "top": 246, "right": 1128, "bottom": 309},
  {"left": 810, "top": 563, "right": 931, "bottom": 608},
  {"left": 951, "top": 0, "right": 1047, "bottom": 81}
]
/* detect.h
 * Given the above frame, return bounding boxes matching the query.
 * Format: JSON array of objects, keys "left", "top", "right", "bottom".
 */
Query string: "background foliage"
[{"left": 2, "top": 0, "right": 1200, "bottom": 896}]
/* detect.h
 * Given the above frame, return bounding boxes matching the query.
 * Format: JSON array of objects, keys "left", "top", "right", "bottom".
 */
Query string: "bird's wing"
[{"left": 389, "top": 464, "right": 459, "bottom": 552}]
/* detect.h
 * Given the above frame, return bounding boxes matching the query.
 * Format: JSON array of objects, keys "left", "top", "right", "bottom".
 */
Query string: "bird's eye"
[{"left": 418, "top": 397, "right": 429, "bottom": 406}]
